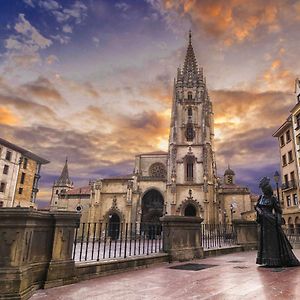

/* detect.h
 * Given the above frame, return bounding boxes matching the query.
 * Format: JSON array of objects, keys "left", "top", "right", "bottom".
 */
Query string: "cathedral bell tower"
[
  {"left": 50, "top": 158, "right": 74, "bottom": 210},
  {"left": 166, "top": 31, "right": 218, "bottom": 223}
]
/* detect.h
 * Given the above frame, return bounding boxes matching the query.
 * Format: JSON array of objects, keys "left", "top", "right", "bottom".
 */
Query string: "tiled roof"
[{"left": 67, "top": 186, "right": 90, "bottom": 195}]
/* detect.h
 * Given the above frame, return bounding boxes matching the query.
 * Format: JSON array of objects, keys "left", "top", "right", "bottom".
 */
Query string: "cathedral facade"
[{"left": 50, "top": 33, "right": 251, "bottom": 225}]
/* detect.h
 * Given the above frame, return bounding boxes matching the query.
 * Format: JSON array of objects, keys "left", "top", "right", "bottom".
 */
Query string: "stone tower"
[
  {"left": 50, "top": 158, "right": 74, "bottom": 210},
  {"left": 166, "top": 31, "right": 218, "bottom": 223},
  {"left": 224, "top": 166, "right": 235, "bottom": 185}
]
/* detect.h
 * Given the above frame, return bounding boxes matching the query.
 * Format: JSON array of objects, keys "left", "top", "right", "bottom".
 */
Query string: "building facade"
[
  {"left": 217, "top": 166, "right": 252, "bottom": 224},
  {"left": 273, "top": 79, "right": 300, "bottom": 233},
  {"left": 0, "top": 138, "right": 49, "bottom": 207},
  {"left": 51, "top": 33, "right": 252, "bottom": 228}
]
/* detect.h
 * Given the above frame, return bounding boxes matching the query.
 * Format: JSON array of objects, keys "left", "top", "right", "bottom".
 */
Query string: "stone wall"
[{"left": 0, "top": 208, "right": 80, "bottom": 300}]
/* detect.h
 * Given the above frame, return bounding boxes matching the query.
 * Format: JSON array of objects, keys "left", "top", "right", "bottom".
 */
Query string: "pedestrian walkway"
[{"left": 31, "top": 250, "right": 300, "bottom": 300}]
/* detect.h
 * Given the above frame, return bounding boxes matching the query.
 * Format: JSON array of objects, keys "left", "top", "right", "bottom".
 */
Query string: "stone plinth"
[
  {"left": 233, "top": 219, "right": 258, "bottom": 250},
  {"left": 0, "top": 208, "right": 80, "bottom": 300},
  {"left": 160, "top": 216, "right": 204, "bottom": 261}
]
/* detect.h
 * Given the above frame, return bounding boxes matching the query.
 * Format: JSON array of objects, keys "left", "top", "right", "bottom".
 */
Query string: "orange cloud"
[
  {"left": 260, "top": 58, "right": 295, "bottom": 91},
  {"left": 158, "top": 0, "right": 287, "bottom": 45},
  {"left": 0, "top": 106, "right": 19, "bottom": 125}
]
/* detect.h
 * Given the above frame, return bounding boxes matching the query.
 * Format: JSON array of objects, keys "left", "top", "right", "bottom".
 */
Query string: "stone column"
[
  {"left": 233, "top": 220, "right": 258, "bottom": 250},
  {"left": 160, "top": 215, "right": 204, "bottom": 261},
  {"left": 44, "top": 211, "right": 81, "bottom": 288}
]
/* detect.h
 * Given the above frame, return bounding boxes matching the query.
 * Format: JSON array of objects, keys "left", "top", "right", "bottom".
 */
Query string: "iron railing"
[
  {"left": 201, "top": 224, "right": 237, "bottom": 249},
  {"left": 281, "top": 180, "right": 297, "bottom": 190},
  {"left": 72, "top": 222, "right": 238, "bottom": 262},
  {"left": 72, "top": 222, "right": 163, "bottom": 262}
]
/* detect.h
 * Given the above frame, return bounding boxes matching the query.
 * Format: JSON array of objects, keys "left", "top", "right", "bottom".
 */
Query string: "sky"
[{"left": 1, "top": 0, "right": 300, "bottom": 204}]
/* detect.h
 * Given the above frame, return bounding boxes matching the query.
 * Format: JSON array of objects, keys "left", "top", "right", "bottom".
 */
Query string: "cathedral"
[{"left": 50, "top": 32, "right": 252, "bottom": 225}]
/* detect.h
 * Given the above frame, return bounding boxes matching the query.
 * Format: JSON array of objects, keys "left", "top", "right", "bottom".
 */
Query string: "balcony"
[{"left": 281, "top": 180, "right": 297, "bottom": 190}]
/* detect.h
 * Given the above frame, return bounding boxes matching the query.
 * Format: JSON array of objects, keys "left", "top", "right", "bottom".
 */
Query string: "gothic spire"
[
  {"left": 55, "top": 157, "right": 72, "bottom": 186},
  {"left": 182, "top": 30, "right": 200, "bottom": 84}
]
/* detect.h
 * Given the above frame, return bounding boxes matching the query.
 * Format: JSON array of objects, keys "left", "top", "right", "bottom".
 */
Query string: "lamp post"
[{"left": 274, "top": 171, "right": 280, "bottom": 204}]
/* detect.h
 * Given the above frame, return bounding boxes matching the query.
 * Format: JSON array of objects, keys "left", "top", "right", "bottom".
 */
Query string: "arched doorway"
[
  {"left": 108, "top": 213, "right": 120, "bottom": 240},
  {"left": 141, "top": 189, "right": 164, "bottom": 223},
  {"left": 184, "top": 204, "right": 197, "bottom": 216},
  {"left": 141, "top": 189, "right": 164, "bottom": 238}
]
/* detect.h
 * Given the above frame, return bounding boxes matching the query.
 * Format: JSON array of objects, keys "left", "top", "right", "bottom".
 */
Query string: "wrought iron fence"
[
  {"left": 283, "top": 228, "right": 300, "bottom": 245},
  {"left": 201, "top": 224, "right": 237, "bottom": 249},
  {"left": 72, "top": 222, "right": 163, "bottom": 262},
  {"left": 72, "top": 222, "right": 238, "bottom": 262}
]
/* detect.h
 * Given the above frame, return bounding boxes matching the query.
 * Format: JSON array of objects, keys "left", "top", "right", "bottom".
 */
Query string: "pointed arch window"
[
  {"left": 186, "top": 122, "right": 195, "bottom": 141},
  {"left": 185, "top": 155, "right": 195, "bottom": 182},
  {"left": 188, "top": 92, "right": 192, "bottom": 100}
]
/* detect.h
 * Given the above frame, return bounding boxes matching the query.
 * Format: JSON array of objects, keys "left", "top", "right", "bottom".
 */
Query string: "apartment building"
[
  {"left": 273, "top": 79, "right": 300, "bottom": 233},
  {"left": 0, "top": 138, "right": 49, "bottom": 207}
]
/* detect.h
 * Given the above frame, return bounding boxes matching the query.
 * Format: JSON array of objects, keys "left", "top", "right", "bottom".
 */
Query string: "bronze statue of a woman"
[{"left": 255, "top": 177, "right": 299, "bottom": 267}]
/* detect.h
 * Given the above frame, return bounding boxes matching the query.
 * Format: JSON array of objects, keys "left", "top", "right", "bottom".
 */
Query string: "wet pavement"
[{"left": 31, "top": 250, "right": 300, "bottom": 300}]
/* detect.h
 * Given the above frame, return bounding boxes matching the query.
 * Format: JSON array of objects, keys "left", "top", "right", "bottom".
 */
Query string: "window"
[
  {"left": 227, "top": 176, "right": 233, "bottom": 184},
  {"left": 56, "top": 190, "right": 59, "bottom": 194},
  {"left": 291, "top": 171, "right": 295, "bottom": 186},
  {"left": 188, "top": 107, "right": 193, "bottom": 117},
  {"left": 288, "top": 150, "right": 293, "bottom": 163},
  {"left": 18, "top": 187, "right": 23, "bottom": 194},
  {"left": 188, "top": 92, "right": 192, "bottom": 100},
  {"left": 286, "top": 130, "right": 291, "bottom": 142},
  {"left": 293, "top": 194, "right": 298, "bottom": 206},
  {"left": 0, "top": 182, "right": 6, "bottom": 193},
  {"left": 3, "top": 165, "right": 9, "bottom": 175},
  {"left": 287, "top": 195, "right": 291, "bottom": 207},
  {"left": 280, "top": 135, "right": 285, "bottom": 146},
  {"left": 0, "top": 201, "right": 3, "bottom": 207},
  {"left": 284, "top": 174, "right": 288, "bottom": 187},
  {"left": 5, "top": 151, "right": 12, "bottom": 161},
  {"left": 186, "top": 123, "right": 195, "bottom": 141},
  {"left": 23, "top": 158, "right": 28, "bottom": 169},
  {"left": 20, "top": 172, "right": 26, "bottom": 184},
  {"left": 282, "top": 154, "right": 287, "bottom": 166},
  {"left": 186, "top": 161, "right": 193, "bottom": 181},
  {"left": 296, "top": 113, "right": 300, "bottom": 129}
]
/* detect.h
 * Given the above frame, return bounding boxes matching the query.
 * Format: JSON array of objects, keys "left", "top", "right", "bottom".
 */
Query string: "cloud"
[
  {"left": 46, "top": 54, "right": 59, "bottom": 64},
  {"left": 4, "top": 14, "right": 52, "bottom": 70},
  {"left": 148, "top": 0, "right": 293, "bottom": 45},
  {"left": 62, "top": 24, "right": 73, "bottom": 33},
  {"left": 92, "top": 36, "right": 100, "bottom": 47},
  {"left": 115, "top": 2, "right": 130, "bottom": 12},
  {"left": 21, "top": 76, "right": 65, "bottom": 103},
  {"left": 0, "top": 107, "right": 19, "bottom": 125},
  {"left": 23, "top": 0, "right": 34, "bottom": 7},
  {"left": 52, "top": 1, "right": 88, "bottom": 24},
  {"left": 38, "top": 0, "right": 60, "bottom": 11},
  {"left": 14, "top": 14, "right": 52, "bottom": 49}
]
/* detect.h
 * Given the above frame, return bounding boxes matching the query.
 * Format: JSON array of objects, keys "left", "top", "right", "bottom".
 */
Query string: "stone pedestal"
[
  {"left": 0, "top": 208, "right": 80, "bottom": 300},
  {"left": 233, "top": 219, "right": 258, "bottom": 250},
  {"left": 160, "top": 216, "right": 204, "bottom": 261},
  {"left": 44, "top": 211, "right": 80, "bottom": 288}
]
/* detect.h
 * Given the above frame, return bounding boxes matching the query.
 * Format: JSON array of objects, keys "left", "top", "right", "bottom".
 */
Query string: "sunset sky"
[{"left": 1, "top": 0, "right": 300, "bottom": 203}]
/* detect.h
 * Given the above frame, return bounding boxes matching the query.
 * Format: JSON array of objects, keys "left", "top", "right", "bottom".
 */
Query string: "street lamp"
[{"left": 274, "top": 171, "right": 280, "bottom": 203}]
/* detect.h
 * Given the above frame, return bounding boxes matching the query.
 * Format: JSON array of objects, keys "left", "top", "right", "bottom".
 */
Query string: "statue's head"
[{"left": 259, "top": 177, "right": 273, "bottom": 196}]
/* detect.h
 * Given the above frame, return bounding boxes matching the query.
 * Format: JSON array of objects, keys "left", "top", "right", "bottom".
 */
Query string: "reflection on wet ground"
[{"left": 31, "top": 250, "right": 300, "bottom": 300}]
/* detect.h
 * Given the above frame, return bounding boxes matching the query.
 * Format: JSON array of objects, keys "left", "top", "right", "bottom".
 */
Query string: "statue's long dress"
[{"left": 256, "top": 195, "right": 300, "bottom": 267}]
